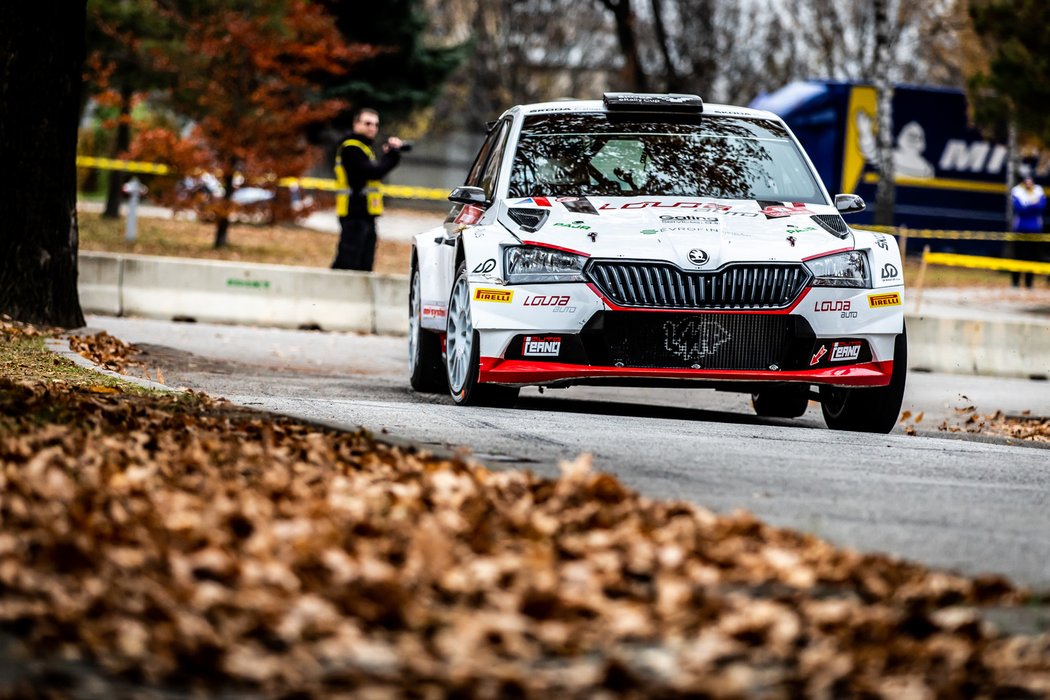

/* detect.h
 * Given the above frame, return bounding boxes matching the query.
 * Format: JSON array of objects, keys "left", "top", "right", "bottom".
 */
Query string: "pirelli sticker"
[
  {"left": 474, "top": 288, "right": 513, "bottom": 303},
  {"left": 867, "top": 292, "right": 902, "bottom": 308}
]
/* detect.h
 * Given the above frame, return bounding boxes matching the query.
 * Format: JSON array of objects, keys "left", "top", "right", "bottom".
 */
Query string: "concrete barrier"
[
  {"left": 372, "top": 274, "right": 410, "bottom": 335},
  {"left": 82, "top": 252, "right": 386, "bottom": 333},
  {"left": 907, "top": 315, "right": 1050, "bottom": 380},
  {"left": 78, "top": 252, "right": 123, "bottom": 316}
]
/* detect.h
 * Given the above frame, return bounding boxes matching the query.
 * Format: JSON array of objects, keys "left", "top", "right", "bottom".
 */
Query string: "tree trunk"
[
  {"left": 873, "top": 0, "right": 895, "bottom": 226},
  {"left": 599, "top": 0, "right": 649, "bottom": 92},
  {"left": 103, "top": 83, "right": 134, "bottom": 219},
  {"left": 650, "top": 0, "right": 681, "bottom": 92},
  {"left": 0, "top": 2, "right": 87, "bottom": 328},
  {"left": 1006, "top": 116, "right": 1018, "bottom": 227},
  {"left": 213, "top": 168, "right": 236, "bottom": 249}
]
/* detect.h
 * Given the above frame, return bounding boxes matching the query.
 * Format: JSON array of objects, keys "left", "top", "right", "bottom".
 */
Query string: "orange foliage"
[{"left": 170, "top": 0, "right": 375, "bottom": 183}]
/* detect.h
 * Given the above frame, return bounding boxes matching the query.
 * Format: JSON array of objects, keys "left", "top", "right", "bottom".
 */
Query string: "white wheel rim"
[
  {"left": 446, "top": 273, "right": 473, "bottom": 393},
  {"left": 408, "top": 270, "right": 421, "bottom": 371}
]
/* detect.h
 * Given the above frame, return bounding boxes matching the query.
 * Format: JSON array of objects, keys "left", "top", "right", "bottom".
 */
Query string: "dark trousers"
[
  {"left": 332, "top": 215, "right": 377, "bottom": 271},
  {"left": 1005, "top": 234, "right": 1043, "bottom": 288}
]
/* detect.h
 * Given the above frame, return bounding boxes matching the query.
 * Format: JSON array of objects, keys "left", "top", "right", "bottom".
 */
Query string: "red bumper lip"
[{"left": 478, "top": 357, "right": 894, "bottom": 387}]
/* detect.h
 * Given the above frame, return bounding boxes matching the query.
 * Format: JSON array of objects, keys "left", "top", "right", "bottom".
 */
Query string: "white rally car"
[{"left": 409, "top": 93, "right": 906, "bottom": 433}]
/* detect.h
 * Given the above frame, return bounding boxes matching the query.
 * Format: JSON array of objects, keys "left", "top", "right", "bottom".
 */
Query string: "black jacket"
[{"left": 336, "top": 134, "right": 401, "bottom": 218}]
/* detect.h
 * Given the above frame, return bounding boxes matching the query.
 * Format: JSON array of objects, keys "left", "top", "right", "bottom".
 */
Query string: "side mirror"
[
  {"left": 834, "top": 193, "right": 866, "bottom": 215},
  {"left": 449, "top": 186, "right": 490, "bottom": 207}
]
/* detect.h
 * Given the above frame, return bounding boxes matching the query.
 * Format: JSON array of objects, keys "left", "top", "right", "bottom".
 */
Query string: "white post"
[{"left": 123, "top": 176, "right": 146, "bottom": 243}]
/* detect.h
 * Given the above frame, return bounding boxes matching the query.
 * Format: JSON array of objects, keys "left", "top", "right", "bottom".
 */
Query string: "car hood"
[{"left": 498, "top": 196, "right": 854, "bottom": 268}]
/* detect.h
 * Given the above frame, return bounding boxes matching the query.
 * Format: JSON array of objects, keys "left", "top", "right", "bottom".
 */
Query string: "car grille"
[
  {"left": 597, "top": 312, "right": 793, "bottom": 370},
  {"left": 586, "top": 260, "right": 810, "bottom": 309}
]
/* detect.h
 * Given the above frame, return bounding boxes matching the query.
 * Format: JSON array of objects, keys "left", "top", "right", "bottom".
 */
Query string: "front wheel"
[
  {"left": 445, "top": 262, "right": 519, "bottom": 407},
  {"left": 820, "top": 326, "right": 908, "bottom": 433}
]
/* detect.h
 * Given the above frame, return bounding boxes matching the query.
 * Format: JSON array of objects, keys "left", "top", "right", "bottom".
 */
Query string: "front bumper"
[
  {"left": 469, "top": 280, "right": 903, "bottom": 389},
  {"left": 479, "top": 357, "right": 894, "bottom": 387}
]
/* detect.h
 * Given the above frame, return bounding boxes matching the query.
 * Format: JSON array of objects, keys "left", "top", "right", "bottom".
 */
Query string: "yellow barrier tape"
[
  {"left": 862, "top": 172, "right": 1007, "bottom": 194},
  {"left": 857, "top": 225, "right": 1050, "bottom": 243},
  {"left": 275, "top": 177, "right": 449, "bottom": 201},
  {"left": 923, "top": 252, "right": 1050, "bottom": 275},
  {"left": 76, "top": 157, "right": 452, "bottom": 201},
  {"left": 76, "top": 156, "right": 171, "bottom": 175}
]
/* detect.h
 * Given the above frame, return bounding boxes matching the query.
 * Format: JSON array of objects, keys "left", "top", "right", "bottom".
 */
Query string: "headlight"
[
  {"left": 503, "top": 245, "right": 587, "bottom": 284},
  {"left": 804, "top": 250, "right": 870, "bottom": 288}
]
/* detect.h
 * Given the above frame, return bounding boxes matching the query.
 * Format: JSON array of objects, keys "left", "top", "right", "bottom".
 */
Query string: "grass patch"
[{"left": 78, "top": 210, "right": 413, "bottom": 274}]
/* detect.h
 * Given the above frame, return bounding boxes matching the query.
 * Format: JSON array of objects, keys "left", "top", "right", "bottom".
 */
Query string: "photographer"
[{"left": 331, "top": 108, "right": 406, "bottom": 271}]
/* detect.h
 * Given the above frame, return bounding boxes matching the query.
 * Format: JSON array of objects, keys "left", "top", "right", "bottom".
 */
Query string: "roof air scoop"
[{"left": 603, "top": 92, "right": 704, "bottom": 113}]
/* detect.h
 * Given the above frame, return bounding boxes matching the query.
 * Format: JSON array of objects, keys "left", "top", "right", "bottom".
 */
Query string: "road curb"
[{"left": 46, "top": 335, "right": 176, "bottom": 393}]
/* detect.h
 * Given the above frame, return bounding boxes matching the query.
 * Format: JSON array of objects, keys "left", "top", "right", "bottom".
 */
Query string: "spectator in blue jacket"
[{"left": 1009, "top": 173, "right": 1046, "bottom": 288}]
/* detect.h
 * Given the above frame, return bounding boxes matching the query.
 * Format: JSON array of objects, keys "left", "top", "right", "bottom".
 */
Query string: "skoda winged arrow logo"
[{"left": 687, "top": 248, "right": 709, "bottom": 265}]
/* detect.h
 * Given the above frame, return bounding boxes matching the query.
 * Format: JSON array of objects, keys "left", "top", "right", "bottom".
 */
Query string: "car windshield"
[{"left": 508, "top": 112, "right": 825, "bottom": 204}]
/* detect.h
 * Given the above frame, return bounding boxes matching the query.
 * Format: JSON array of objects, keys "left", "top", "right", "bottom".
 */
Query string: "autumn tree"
[
  {"left": 155, "top": 0, "right": 371, "bottom": 248},
  {"left": 0, "top": 2, "right": 87, "bottom": 328}
]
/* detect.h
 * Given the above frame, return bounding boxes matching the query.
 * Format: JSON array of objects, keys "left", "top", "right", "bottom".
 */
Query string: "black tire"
[
  {"left": 408, "top": 266, "right": 447, "bottom": 393},
  {"left": 445, "top": 261, "right": 519, "bottom": 407},
  {"left": 751, "top": 385, "right": 811, "bottom": 418},
  {"left": 820, "top": 326, "right": 908, "bottom": 433}
]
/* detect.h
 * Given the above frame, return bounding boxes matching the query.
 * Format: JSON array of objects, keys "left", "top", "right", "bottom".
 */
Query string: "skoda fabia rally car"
[{"left": 409, "top": 93, "right": 907, "bottom": 433}]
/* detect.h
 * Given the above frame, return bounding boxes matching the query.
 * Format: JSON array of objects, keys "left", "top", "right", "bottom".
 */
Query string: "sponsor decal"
[
  {"left": 814, "top": 300, "right": 856, "bottom": 319},
  {"left": 421, "top": 305, "right": 447, "bottom": 319},
  {"left": 227, "top": 278, "right": 270, "bottom": 289},
  {"left": 786, "top": 224, "right": 817, "bottom": 233},
  {"left": 522, "top": 335, "right": 561, "bottom": 357},
  {"left": 515, "top": 197, "right": 552, "bottom": 207},
  {"left": 880, "top": 262, "right": 900, "bottom": 279},
  {"left": 867, "top": 292, "right": 901, "bottom": 308},
  {"left": 472, "top": 258, "right": 496, "bottom": 274},
  {"left": 597, "top": 201, "right": 734, "bottom": 211},
  {"left": 724, "top": 211, "right": 761, "bottom": 217},
  {"left": 663, "top": 318, "right": 729, "bottom": 362},
  {"left": 523, "top": 294, "right": 571, "bottom": 306},
  {"left": 659, "top": 215, "right": 719, "bottom": 223},
  {"left": 831, "top": 341, "right": 862, "bottom": 362},
  {"left": 558, "top": 197, "right": 599, "bottom": 215},
  {"left": 759, "top": 202, "right": 815, "bottom": 219},
  {"left": 687, "top": 248, "right": 709, "bottom": 265},
  {"left": 474, "top": 288, "right": 513, "bottom": 303},
  {"left": 553, "top": 221, "right": 591, "bottom": 230},
  {"left": 874, "top": 234, "right": 889, "bottom": 250},
  {"left": 643, "top": 226, "right": 717, "bottom": 233},
  {"left": 454, "top": 204, "right": 483, "bottom": 225},
  {"left": 810, "top": 344, "right": 828, "bottom": 366}
]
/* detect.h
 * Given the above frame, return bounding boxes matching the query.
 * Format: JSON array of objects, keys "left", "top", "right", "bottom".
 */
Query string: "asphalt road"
[{"left": 85, "top": 315, "right": 1050, "bottom": 589}]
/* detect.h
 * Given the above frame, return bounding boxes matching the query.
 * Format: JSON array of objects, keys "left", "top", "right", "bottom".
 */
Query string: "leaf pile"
[
  {"left": 0, "top": 315, "right": 51, "bottom": 339},
  {"left": 937, "top": 404, "right": 1050, "bottom": 444},
  {"left": 1, "top": 380, "right": 1049, "bottom": 697},
  {"left": 68, "top": 331, "right": 146, "bottom": 375}
]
